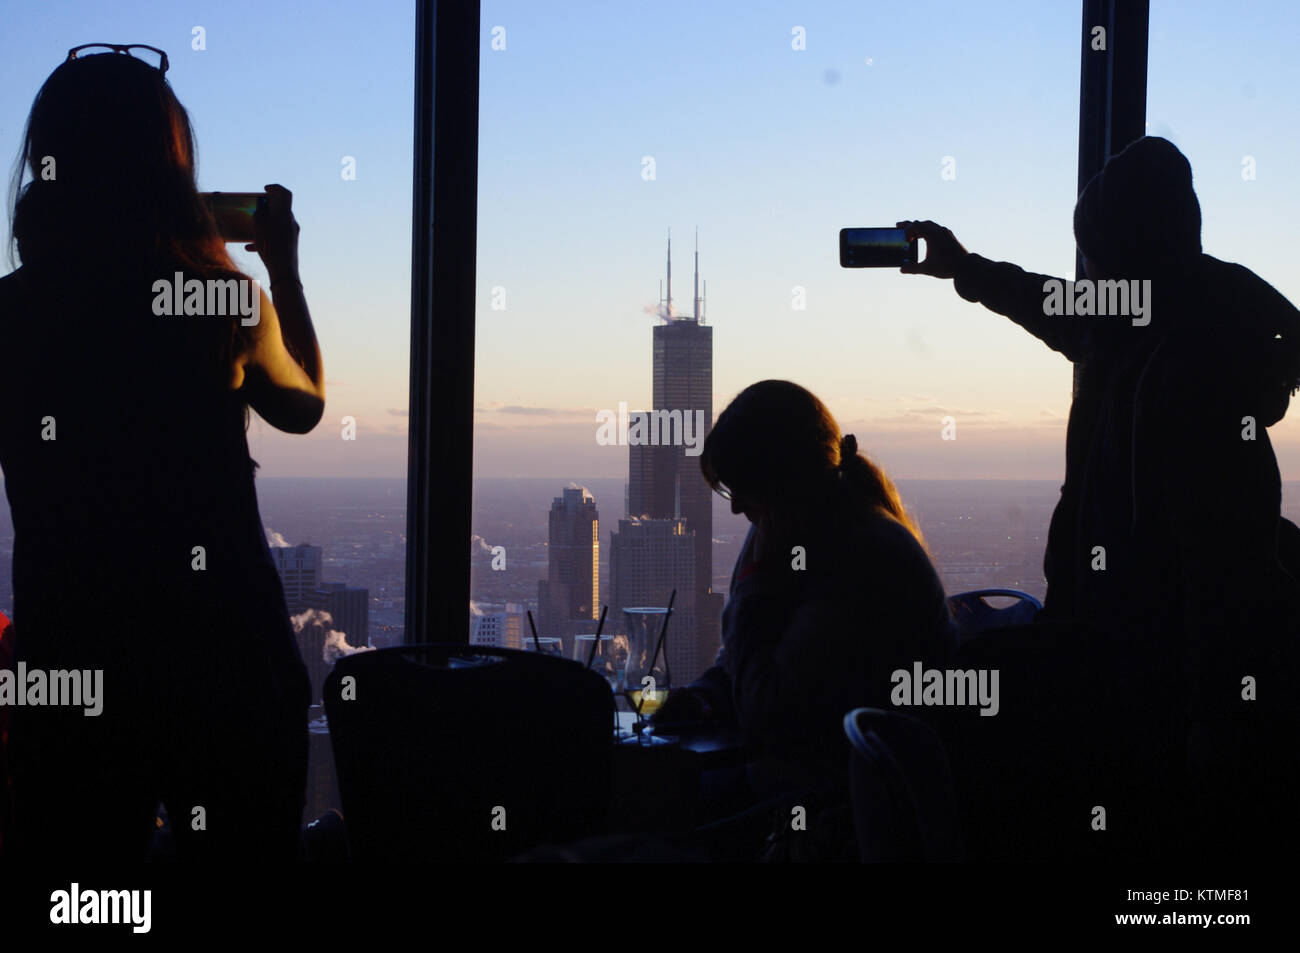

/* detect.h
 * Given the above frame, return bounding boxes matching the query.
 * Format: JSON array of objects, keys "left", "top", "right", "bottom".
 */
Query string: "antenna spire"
[
  {"left": 693, "top": 227, "right": 700, "bottom": 323},
  {"left": 666, "top": 228, "right": 672, "bottom": 318}
]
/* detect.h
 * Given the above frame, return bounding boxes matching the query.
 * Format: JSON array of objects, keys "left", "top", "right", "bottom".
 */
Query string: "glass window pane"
[{"left": 472, "top": 1, "right": 1080, "bottom": 678}]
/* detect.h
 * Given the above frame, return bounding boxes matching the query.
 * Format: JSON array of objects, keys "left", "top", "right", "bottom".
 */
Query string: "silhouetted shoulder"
[
  {"left": 0, "top": 270, "right": 34, "bottom": 359},
  {"left": 821, "top": 506, "right": 954, "bottom": 664},
  {"left": 822, "top": 505, "right": 948, "bottom": 612},
  {"left": 0, "top": 269, "right": 28, "bottom": 318},
  {"left": 1202, "top": 255, "right": 1300, "bottom": 321},
  {"left": 1203, "top": 253, "right": 1276, "bottom": 285},
  {"left": 1166, "top": 255, "right": 1300, "bottom": 425},
  {"left": 851, "top": 506, "right": 934, "bottom": 573}
]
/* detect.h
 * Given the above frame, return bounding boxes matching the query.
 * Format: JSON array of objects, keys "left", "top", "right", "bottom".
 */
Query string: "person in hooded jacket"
[{"left": 899, "top": 136, "right": 1300, "bottom": 856}]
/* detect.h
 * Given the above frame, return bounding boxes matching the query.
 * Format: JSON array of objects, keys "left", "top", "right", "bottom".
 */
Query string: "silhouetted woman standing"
[{"left": 0, "top": 47, "right": 323, "bottom": 861}]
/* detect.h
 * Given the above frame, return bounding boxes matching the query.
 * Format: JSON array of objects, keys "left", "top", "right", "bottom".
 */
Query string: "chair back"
[
  {"left": 325, "top": 643, "right": 613, "bottom": 861},
  {"left": 948, "top": 588, "right": 1042, "bottom": 638},
  {"left": 843, "top": 707, "right": 964, "bottom": 862}
]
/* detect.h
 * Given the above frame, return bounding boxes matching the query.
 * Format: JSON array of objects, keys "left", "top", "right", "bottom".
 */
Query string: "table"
[
  {"left": 607, "top": 712, "right": 751, "bottom": 833},
  {"left": 613, "top": 711, "right": 748, "bottom": 767}
]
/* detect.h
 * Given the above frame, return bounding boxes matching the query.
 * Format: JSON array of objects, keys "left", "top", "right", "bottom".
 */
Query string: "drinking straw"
[
  {"left": 648, "top": 590, "right": 675, "bottom": 684},
  {"left": 526, "top": 609, "right": 541, "bottom": 652},
  {"left": 586, "top": 605, "right": 609, "bottom": 668}
]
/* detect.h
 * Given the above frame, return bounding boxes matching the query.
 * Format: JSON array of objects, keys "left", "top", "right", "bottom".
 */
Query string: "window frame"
[{"left": 406, "top": 0, "right": 480, "bottom": 646}]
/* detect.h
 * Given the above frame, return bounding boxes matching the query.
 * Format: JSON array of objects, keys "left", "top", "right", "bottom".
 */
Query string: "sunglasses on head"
[{"left": 66, "top": 43, "right": 169, "bottom": 75}]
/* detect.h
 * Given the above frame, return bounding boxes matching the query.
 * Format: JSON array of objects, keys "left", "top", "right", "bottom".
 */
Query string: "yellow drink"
[{"left": 629, "top": 688, "right": 670, "bottom": 714}]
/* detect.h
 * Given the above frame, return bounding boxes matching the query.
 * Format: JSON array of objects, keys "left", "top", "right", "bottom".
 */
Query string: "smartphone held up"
[
  {"left": 200, "top": 191, "right": 265, "bottom": 243},
  {"left": 839, "top": 227, "right": 918, "bottom": 268}
]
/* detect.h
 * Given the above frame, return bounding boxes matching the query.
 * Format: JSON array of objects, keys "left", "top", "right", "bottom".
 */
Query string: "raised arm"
[
  {"left": 234, "top": 184, "right": 325, "bottom": 434},
  {"left": 898, "top": 219, "right": 1094, "bottom": 364}
]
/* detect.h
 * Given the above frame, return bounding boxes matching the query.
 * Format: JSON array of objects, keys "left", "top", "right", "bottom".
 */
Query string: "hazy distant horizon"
[{"left": 5, "top": 474, "right": 1300, "bottom": 622}]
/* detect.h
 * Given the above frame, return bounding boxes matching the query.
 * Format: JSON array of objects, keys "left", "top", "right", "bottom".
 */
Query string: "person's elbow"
[
  {"left": 273, "top": 384, "right": 323, "bottom": 434},
  {"left": 243, "top": 368, "right": 326, "bottom": 433},
  {"left": 277, "top": 391, "right": 325, "bottom": 434}
]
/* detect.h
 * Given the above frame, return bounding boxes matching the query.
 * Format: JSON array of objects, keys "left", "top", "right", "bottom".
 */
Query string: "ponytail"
[{"left": 836, "top": 433, "right": 927, "bottom": 550}]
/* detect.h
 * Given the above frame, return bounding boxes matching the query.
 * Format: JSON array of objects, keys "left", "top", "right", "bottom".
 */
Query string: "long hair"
[
  {"left": 7, "top": 51, "right": 256, "bottom": 370},
  {"left": 700, "top": 380, "right": 926, "bottom": 549}
]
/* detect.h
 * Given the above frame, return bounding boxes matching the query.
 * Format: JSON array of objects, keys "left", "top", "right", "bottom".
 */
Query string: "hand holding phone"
[
  {"left": 895, "top": 220, "right": 968, "bottom": 279},
  {"left": 246, "top": 184, "right": 301, "bottom": 282}
]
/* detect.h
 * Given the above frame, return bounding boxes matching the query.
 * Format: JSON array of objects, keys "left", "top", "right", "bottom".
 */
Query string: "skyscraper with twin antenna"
[{"left": 621, "top": 230, "right": 722, "bottom": 683}]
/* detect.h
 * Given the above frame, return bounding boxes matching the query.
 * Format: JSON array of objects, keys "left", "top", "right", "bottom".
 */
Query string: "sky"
[{"left": 2, "top": 0, "right": 1299, "bottom": 483}]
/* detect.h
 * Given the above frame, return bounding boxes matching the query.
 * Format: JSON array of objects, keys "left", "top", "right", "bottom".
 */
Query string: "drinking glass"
[
  {"left": 622, "top": 607, "right": 672, "bottom": 745},
  {"left": 573, "top": 634, "right": 620, "bottom": 681},
  {"left": 574, "top": 633, "right": 628, "bottom": 738},
  {"left": 522, "top": 636, "right": 563, "bottom": 657}
]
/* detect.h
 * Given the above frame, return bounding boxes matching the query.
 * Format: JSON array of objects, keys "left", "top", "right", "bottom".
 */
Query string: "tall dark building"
[
  {"left": 538, "top": 486, "right": 599, "bottom": 651},
  {"left": 609, "top": 517, "right": 696, "bottom": 682},
  {"left": 652, "top": 320, "right": 712, "bottom": 604},
  {"left": 623, "top": 231, "right": 722, "bottom": 678},
  {"left": 270, "top": 545, "right": 370, "bottom": 708},
  {"left": 270, "top": 543, "right": 369, "bottom": 647},
  {"left": 270, "top": 543, "right": 324, "bottom": 612},
  {"left": 321, "top": 581, "right": 370, "bottom": 649},
  {"left": 628, "top": 439, "right": 673, "bottom": 519}
]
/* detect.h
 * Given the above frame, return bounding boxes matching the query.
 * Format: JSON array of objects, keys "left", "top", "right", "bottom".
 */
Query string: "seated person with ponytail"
[{"left": 655, "top": 380, "right": 956, "bottom": 859}]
